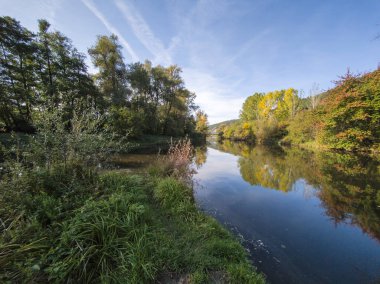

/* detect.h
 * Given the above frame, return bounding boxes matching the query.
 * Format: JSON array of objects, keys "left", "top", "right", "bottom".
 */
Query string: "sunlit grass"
[{"left": 0, "top": 168, "right": 265, "bottom": 283}]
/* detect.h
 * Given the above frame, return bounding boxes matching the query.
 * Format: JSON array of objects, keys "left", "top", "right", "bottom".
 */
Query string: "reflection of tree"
[
  {"left": 214, "top": 140, "right": 380, "bottom": 242},
  {"left": 238, "top": 147, "right": 295, "bottom": 192},
  {"left": 315, "top": 152, "right": 380, "bottom": 241},
  {"left": 193, "top": 146, "right": 207, "bottom": 169},
  {"left": 215, "top": 140, "right": 253, "bottom": 158}
]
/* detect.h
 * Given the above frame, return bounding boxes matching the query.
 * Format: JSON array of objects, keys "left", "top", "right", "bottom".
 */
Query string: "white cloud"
[
  {"left": 114, "top": 0, "right": 172, "bottom": 65},
  {"left": 182, "top": 68, "right": 244, "bottom": 124},
  {"left": 164, "top": 0, "right": 250, "bottom": 123},
  {"left": 81, "top": 0, "right": 139, "bottom": 62}
]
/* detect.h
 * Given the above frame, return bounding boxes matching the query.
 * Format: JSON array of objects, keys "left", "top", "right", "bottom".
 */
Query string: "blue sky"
[{"left": 1, "top": 0, "right": 379, "bottom": 123}]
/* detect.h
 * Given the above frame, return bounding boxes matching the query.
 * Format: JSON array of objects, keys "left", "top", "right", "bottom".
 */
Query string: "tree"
[
  {"left": 35, "top": 19, "right": 99, "bottom": 116},
  {"left": 320, "top": 69, "right": 380, "bottom": 151},
  {"left": 0, "top": 17, "right": 100, "bottom": 130},
  {"left": 309, "top": 83, "right": 320, "bottom": 110},
  {"left": 88, "top": 35, "right": 127, "bottom": 106},
  {"left": 240, "top": 92, "right": 264, "bottom": 121},
  {"left": 195, "top": 110, "right": 209, "bottom": 135},
  {"left": 0, "top": 16, "right": 37, "bottom": 131},
  {"left": 0, "top": 16, "right": 203, "bottom": 140},
  {"left": 281, "top": 88, "right": 299, "bottom": 119}
]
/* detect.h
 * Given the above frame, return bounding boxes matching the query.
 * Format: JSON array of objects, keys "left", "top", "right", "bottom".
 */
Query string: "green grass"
[{"left": 0, "top": 165, "right": 265, "bottom": 283}]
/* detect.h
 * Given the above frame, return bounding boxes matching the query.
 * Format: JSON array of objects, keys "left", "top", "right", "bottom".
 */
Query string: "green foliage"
[
  {"left": 219, "top": 88, "right": 298, "bottom": 145},
  {"left": 107, "top": 106, "right": 145, "bottom": 138},
  {"left": 284, "top": 110, "right": 321, "bottom": 145},
  {"left": 319, "top": 69, "right": 380, "bottom": 151},
  {"left": 0, "top": 16, "right": 204, "bottom": 140},
  {"left": 240, "top": 93, "right": 264, "bottom": 121},
  {"left": 0, "top": 14, "right": 264, "bottom": 284},
  {"left": 20, "top": 109, "right": 127, "bottom": 169},
  {"left": 253, "top": 119, "right": 287, "bottom": 145},
  {"left": 227, "top": 262, "right": 265, "bottom": 284},
  {"left": 0, "top": 164, "right": 98, "bottom": 282},
  {"left": 88, "top": 34, "right": 127, "bottom": 106},
  {"left": 0, "top": 118, "right": 262, "bottom": 283},
  {"left": 195, "top": 110, "right": 209, "bottom": 137},
  {"left": 221, "top": 68, "right": 380, "bottom": 152},
  {"left": 0, "top": 16, "right": 99, "bottom": 132}
]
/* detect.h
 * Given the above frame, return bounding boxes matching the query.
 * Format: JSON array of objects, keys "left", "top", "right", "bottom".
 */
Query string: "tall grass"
[
  {"left": 148, "top": 138, "right": 196, "bottom": 185},
  {"left": 48, "top": 178, "right": 158, "bottom": 283}
]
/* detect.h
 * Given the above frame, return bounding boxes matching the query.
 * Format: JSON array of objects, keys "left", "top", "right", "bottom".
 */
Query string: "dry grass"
[{"left": 149, "top": 138, "right": 196, "bottom": 185}]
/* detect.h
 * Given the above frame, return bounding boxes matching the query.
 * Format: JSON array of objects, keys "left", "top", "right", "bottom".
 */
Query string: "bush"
[
  {"left": 284, "top": 110, "right": 321, "bottom": 145},
  {"left": 254, "top": 119, "right": 287, "bottom": 145},
  {"left": 319, "top": 69, "right": 380, "bottom": 151}
]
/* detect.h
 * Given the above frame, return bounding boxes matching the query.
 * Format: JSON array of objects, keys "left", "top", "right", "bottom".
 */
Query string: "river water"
[
  {"left": 115, "top": 140, "right": 380, "bottom": 283},
  {"left": 193, "top": 140, "right": 380, "bottom": 284}
]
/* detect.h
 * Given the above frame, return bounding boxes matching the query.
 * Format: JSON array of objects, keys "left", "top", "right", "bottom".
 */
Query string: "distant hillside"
[{"left": 209, "top": 119, "right": 239, "bottom": 134}]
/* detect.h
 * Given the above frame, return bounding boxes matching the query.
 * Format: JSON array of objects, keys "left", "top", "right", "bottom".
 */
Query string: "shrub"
[
  {"left": 284, "top": 110, "right": 321, "bottom": 145},
  {"left": 254, "top": 119, "right": 287, "bottom": 145},
  {"left": 319, "top": 69, "right": 380, "bottom": 151}
]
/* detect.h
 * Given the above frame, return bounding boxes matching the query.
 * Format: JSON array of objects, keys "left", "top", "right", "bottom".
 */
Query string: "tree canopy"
[
  {"left": 0, "top": 16, "right": 207, "bottom": 138},
  {"left": 219, "top": 69, "right": 380, "bottom": 152}
]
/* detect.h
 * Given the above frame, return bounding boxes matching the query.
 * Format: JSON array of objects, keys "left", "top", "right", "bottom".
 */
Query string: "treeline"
[
  {"left": 0, "top": 16, "right": 208, "bottom": 138},
  {"left": 218, "top": 69, "right": 380, "bottom": 152}
]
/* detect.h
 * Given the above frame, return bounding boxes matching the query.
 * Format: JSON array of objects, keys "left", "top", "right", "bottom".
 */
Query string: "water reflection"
[
  {"left": 209, "top": 140, "right": 380, "bottom": 243},
  {"left": 193, "top": 145, "right": 208, "bottom": 169}
]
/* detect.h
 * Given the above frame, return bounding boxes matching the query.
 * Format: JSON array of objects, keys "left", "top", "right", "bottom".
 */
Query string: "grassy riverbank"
[
  {"left": 0, "top": 165, "right": 264, "bottom": 283},
  {"left": 0, "top": 129, "right": 264, "bottom": 283}
]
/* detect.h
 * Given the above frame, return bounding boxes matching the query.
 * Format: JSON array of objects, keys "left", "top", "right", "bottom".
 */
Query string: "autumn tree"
[
  {"left": 195, "top": 110, "right": 209, "bottom": 135},
  {"left": 320, "top": 69, "right": 380, "bottom": 151}
]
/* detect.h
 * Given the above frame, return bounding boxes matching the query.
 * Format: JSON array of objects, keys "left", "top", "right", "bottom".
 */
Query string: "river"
[{"left": 116, "top": 140, "right": 380, "bottom": 283}]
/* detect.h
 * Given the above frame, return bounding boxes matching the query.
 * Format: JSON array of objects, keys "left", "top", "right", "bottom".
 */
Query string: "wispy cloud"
[
  {"left": 165, "top": 0, "right": 249, "bottom": 123},
  {"left": 43, "top": 0, "right": 62, "bottom": 26},
  {"left": 114, "top": 0, "right": 171, "bottom": 65},
  {"left": 81, "top": 0, "right": 139, "bottom": 61}
]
